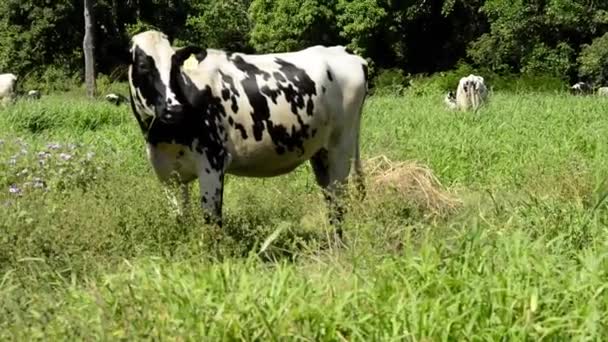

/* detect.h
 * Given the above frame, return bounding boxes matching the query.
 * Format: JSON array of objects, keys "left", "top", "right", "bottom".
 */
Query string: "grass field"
[{"left": 1, "top": 90, "right": 608, "bottom": 340}]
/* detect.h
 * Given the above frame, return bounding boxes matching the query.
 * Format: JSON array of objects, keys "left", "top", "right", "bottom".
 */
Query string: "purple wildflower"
[{"left": 9, "top": 184, "right": 21, "bottom": 195}]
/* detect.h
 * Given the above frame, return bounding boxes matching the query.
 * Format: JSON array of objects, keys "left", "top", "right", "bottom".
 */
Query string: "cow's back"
[
  {"left": 183, "top": 46, "right": 366, "bottom": 177},
  {"left": 0, "top": 73, "right": 17, "bottom": 99}
]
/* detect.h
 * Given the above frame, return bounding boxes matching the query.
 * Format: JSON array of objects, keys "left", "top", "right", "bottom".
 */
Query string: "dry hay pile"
[{"left": 363, "top": 155, "right": 462, "bottom": 217}]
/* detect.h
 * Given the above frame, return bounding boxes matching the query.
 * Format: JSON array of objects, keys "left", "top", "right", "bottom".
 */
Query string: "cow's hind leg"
[
  {"left": 310, "top": 141, "right": 354, "bottom": 239},
  {"left": 196, "top": 154, "right": 227, "bottom": 227}
]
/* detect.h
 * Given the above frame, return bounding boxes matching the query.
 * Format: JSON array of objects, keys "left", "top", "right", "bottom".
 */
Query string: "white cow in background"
[
  {"left": 455, "top": 74, "right": 488, "bottom": 111},
  {"left": 597, "top": 87, "right": 608, "bottom": 96},
  {"left": 0, "top": 73, "right": 17, "bottom": 105}
]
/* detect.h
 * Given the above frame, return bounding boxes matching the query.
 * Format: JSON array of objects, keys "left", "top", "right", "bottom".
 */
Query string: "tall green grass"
[{"left": 1, "top": 91, "right": 607, "bottom": 339}]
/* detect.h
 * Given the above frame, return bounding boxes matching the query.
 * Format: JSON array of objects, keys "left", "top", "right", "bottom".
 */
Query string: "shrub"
[
  {"left": 371, "top": 68, "right": 409, "bottom": 95},
  {"left": 17, "top": 66, "right": 81, "bottom": 94},
  {"left": 578, "top": 33, "right": 608, "bottom": 85}
]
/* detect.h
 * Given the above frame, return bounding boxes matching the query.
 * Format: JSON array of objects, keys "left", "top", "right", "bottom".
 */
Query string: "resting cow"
[
  {"left": 455, "top": 74, "right": 488, "bottom": 111},
  {"left": 127, "top": 30, "right": 368, "bottom": 237},
  {"left": 0, "top": 73, "right": 17, "bottom": 105},
  {"left": 570, "top": 82, "right": 592, "bottom": 95},
  {"left": 105, "top": 93, "right": 128, "bottom": 105},
  {"left": 597, "top": 87, "right": 608, "bottom": 96},
  {"left": 443, "top": 91, "right": 457, "bottom": 110},
  {"left": 26, "top": 90, "right": 41, "bottom": 100}
]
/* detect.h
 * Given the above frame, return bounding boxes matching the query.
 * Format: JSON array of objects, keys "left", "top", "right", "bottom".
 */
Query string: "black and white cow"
[
  {"left": 105, "top": 93, "right": 128, "bottom": 105},
  {"left": 570, "top": 82, "right": 592, "bottom": 95},
  {"left": 127, "top": 30, "right": 368, "bottom": 237}
]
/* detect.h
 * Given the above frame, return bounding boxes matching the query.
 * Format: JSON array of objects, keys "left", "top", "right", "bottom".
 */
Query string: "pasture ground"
[{"left": 1, "top": 91, "right": 607, "bottom": 340}]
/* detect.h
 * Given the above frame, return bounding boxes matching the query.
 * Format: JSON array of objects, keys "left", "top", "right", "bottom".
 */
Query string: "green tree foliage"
[
  {"left": 0, "top": 0, "right": 83, "bottom": 76},
  {"left": 578, "top": 33, "right": 608, "bottom": 85},
  {"left": 183, "top": 0, "right": 253, "bottom": 52},
  {"left": 336, "top": 0, "right": 386, "bottom": 57},
  {"left": 0, "top": 0, "right": 607, "bottom": 89},
  {"left": 468, "top": 0, "right": 608, "bottom": 79},
  {"left": 249, "top": 0, "right": 340, "bottom": 53}
]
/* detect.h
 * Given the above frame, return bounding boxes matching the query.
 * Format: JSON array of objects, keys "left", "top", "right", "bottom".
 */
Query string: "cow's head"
[{"left": 128, "top": 30, "right": 186, "bottom": 125}]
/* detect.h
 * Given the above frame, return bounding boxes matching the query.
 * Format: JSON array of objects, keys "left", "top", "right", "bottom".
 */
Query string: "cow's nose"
[{"left": 167, "top": 103, "right": 184, "bottom": 114}]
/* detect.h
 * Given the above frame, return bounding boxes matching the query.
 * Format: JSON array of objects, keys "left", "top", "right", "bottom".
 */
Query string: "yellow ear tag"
[{"left": 183, "top": 54, "right": 198, "bottom": 71}]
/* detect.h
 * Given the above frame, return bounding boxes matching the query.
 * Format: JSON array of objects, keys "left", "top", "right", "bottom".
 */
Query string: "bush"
[
  {"left": 578, "top": 33, "right": 608, "bottom": 86},
  {"left": 403, "top": 62, "right": 567, "bottom": 95},
  {"left": 370, "top": 68, "right": 409, "bottom": 95},
  {"left": 94, "top": 75, "right": 130, "bottom": 98},
  {"left": 16, "top": 66, "right": 81, "bottom": 94}
]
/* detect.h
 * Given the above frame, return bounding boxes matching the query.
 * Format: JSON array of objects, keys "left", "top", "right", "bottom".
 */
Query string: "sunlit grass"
[{"left": 1, "top": 90, "right": 607, "bottom": 339}]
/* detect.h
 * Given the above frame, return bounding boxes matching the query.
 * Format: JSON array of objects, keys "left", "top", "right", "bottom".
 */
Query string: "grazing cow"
[
  {"left": 0, "top": 73, "right": 17, "bottom": 105},
  {"left": 597, "top": 87, "right": 608, "bottom": 96},
  {"left": 105, "top": 93, "right": 128, "bottom": 105},
  {"left": 26, "top": 90, "right": 41, "bottom": 100},
  {"left": 444, "top": 91, "right": 457, "bottom": 110},
  {"left": 127, "top": 30, "right": 368, "bottom": 237},
  {"left": 570, "top": 82, "right": 592, "bottom": 95},
  {"left": 455, "top": 74, "right": 488, "bottom": 111}
]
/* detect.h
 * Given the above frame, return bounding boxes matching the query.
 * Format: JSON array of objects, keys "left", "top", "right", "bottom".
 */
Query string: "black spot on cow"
[
  {"left": 202, "top": 196, "right": 207, "bottom": 204},
  {"left": 322, "top": 86, "right": 326, "bottom": 94},
  {"left": 231, "top": 55, "right": 315, "bottom": 155},
  {"left": 228, "top": 117, "right": 234, "bottom": 126},
  {"left": 205, "top": 168, "right": 210, "bottom": 174},
  {"left": 362, "top": 64, "right": 369, "bottom": 84},
  {"left": 221, "top": 88, "right": 230, "bottom": 101},
  {"left": 275, "top": 58, "right": 316, "bottom": 116},
  {"left": 326, "top": 70, "right": 333, "bottom": 82},
  {"left": 178, "top": 150, "right": 185, "bottom": 157},
  {"left": 219, "top": 70, "right": 240, "bottom": 113},
  {"left": 234, "top": 122, "right": 248, "bottom": 139},
  {"left": 261, "top": 85, "right": 280, "bottom": 104},
  {"left": 273, "top": 72, "right": 286, "bottom": 83},
  {"left": 231, "top": 97, "right": 239, "bottom": 113},
  {"left": 129, "top": 46, "right": 170, "bottom": 127}
]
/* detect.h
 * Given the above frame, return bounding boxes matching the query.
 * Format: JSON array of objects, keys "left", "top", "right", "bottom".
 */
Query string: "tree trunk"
[{"left": 84, "top": 0, "right": 96, "bottom": 98}]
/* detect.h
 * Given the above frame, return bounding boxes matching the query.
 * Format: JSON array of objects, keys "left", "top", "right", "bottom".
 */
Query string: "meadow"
[{"left": 1, "top": 90, "right": 607, "bottom": 340}]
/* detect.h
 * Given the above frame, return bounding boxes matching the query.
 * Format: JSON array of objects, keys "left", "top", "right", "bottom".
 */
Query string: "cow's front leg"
[{"left": 196, "top": 153, "right": 227, "bottom": 227}]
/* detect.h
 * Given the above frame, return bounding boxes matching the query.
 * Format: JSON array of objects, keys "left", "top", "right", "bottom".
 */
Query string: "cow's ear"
[{"left": 173, "top": 46, "right": 207, "bottom": 67}]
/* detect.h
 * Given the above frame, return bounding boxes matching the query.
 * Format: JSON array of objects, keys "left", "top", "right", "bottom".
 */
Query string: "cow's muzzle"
[{"left": 159, "top": 104, "right": 184, "bottom": 124}]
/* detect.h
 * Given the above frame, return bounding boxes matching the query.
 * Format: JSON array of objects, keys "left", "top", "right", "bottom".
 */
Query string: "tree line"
[{"left": 1, "top": 0, "right": 608, "bottom": 89}]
